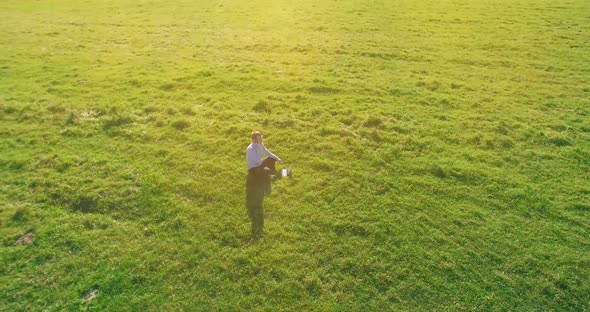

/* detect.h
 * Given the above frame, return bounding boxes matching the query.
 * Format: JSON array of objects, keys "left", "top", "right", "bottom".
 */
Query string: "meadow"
[{"left": 1, "top": 0, "right": 589, "bottom": 310}]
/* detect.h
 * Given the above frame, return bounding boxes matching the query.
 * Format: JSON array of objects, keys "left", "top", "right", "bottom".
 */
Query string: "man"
[{"left": 245, "top": 131, "right": 282, "bottom": 239}]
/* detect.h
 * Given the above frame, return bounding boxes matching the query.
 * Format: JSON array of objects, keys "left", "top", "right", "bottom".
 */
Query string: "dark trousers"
[
  {"left": 246, "top": 158, "right": 276, "bottom": 238},
  {"left": 246, "top": 173, "right": 265, "bottom": 238},
  {"left": 248, "top": 157, "right": 277, "bottom": 176}
]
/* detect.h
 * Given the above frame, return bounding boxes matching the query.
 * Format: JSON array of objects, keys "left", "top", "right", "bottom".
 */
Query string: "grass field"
[{"left": 1, "top": 0, "right": 589, "bottom": 310}]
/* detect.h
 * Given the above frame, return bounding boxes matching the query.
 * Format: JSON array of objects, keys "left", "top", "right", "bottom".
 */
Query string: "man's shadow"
[{"left": 245, "top": 157, "right": 277, "bottom": 239}]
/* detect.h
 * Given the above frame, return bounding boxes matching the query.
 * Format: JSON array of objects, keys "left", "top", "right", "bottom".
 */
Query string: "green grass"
[{"left": 1, "top": 0, "right": 589, "bottom": 310}]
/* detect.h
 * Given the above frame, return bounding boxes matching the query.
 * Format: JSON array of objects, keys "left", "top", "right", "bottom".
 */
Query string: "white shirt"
[{"left": 246, "top": 143, "right": 281, "bottom": 169}]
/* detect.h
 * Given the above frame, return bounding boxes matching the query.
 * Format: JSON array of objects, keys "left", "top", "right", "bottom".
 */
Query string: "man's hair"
[{"left": 251, "top": 131, "right": 262, "bottom": 141}]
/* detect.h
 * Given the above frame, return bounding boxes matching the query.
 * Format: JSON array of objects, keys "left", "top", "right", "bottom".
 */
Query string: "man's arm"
[{"left": 262, "top": 145, "right": 282, "bottom": 163}]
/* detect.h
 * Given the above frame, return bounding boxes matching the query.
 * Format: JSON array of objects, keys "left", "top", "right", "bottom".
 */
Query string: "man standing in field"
[{"left": 246, "top": 131, "right": 282, "bottom": 239}]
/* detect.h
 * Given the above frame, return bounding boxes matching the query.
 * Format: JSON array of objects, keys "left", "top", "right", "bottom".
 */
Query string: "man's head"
[{"left": 251, "top": 131, "right": 263, "bottom": 145}]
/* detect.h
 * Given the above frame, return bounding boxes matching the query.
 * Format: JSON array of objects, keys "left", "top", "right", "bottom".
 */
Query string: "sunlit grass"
[{"left": 1, "top": 0, "right": 589, "bottom": 310}]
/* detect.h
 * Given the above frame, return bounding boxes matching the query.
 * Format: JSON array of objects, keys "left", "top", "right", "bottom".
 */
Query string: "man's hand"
[{"left": 278, "top": 159, "right": 283, "bottom": 164}]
